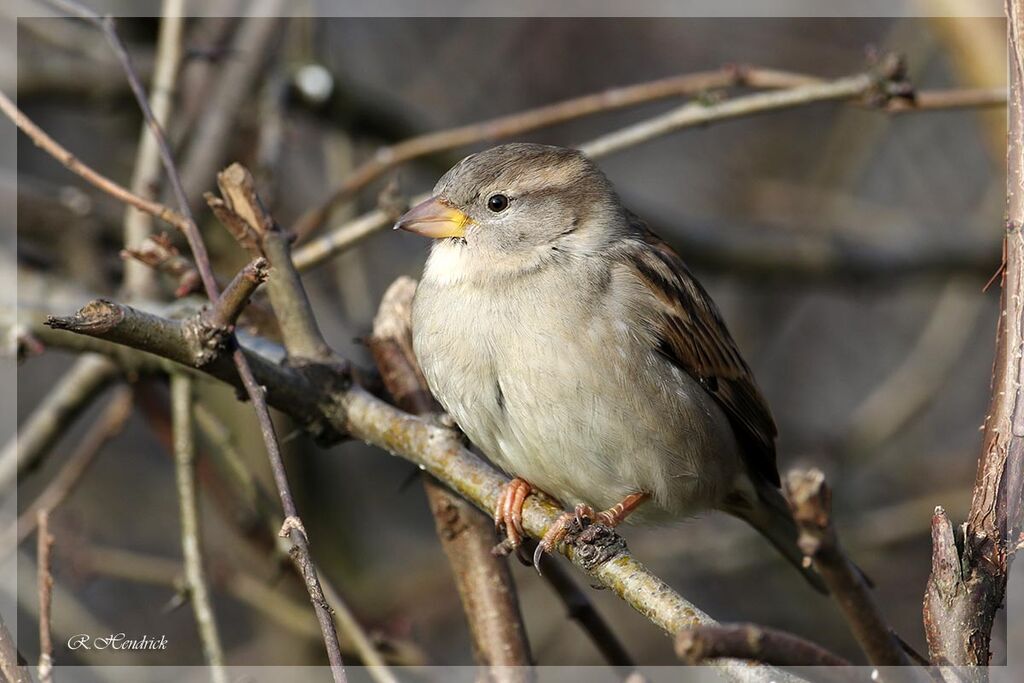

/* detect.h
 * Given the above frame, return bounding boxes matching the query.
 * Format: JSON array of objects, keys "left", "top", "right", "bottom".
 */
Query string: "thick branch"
[
  {"left": 43, "top": 297, "right": 786, "bottom": 682},
  {"left": 785, "top": 470, "right": 911, "bottom": 668},
  {"left": 923, "top": 0, "right": 1024, "bottom": 670}
]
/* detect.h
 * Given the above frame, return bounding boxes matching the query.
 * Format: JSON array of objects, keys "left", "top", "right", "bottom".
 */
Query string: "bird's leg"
[
  {"left": 493, "top": 478, "right": 533, "bottom": 550},
  {"left": 533, "top": 492, "right": 649, "bottom": 570}
]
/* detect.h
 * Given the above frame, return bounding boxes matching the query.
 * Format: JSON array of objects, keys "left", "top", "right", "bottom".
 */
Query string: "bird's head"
[{"left": 395, "top": 143, "right": 624, "bottom": 278}]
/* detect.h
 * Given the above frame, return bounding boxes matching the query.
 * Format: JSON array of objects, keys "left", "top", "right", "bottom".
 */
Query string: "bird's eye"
[{"left": 487, "top": 194, "right": 510, "bottom": 212}]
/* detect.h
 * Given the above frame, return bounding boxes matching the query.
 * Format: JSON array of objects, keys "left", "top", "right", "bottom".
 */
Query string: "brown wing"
[{"left": 619, "top": 216, "right": 780, "bottom": 486}]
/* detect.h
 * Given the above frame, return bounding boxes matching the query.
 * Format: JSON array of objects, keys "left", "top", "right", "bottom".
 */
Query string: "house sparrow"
[{"left": 399, "top": 142, "right": 824, "bottom": 591}]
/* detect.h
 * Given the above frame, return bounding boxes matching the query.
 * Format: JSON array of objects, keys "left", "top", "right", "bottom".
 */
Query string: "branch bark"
[
  {"left": 675, "top": 623, "right": 853, "bottom": 669},
  {"left": 922, "top": 0, "right": 1024, "bottom": 672}
]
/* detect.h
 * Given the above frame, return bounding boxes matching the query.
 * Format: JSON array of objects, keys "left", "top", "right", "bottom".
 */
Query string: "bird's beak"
[{"left": 394, "top": 196, "right": 472, "bottom": 239}]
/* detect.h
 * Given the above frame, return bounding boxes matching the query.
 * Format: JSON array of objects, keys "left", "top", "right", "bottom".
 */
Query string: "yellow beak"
[{"left": 394, "top": 196, "right": 472, "bottom": 239}]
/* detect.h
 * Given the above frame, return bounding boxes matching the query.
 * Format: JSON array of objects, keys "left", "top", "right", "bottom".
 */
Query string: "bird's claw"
[
  {"left": 533, "top": 504, "right": 597, "bottom": 574},
  {"left": 492, "top": 478, "right": 532, "bottom": 551}
]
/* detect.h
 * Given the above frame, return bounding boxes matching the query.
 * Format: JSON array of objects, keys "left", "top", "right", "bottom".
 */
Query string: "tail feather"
[{"left": 725, "top": 482, "right": 829, "bottom": 594}]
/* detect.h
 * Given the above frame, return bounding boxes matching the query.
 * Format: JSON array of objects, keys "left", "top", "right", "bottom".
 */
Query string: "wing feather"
[{"left": 618, "top": 216, "right": 780, "bottom": 486}]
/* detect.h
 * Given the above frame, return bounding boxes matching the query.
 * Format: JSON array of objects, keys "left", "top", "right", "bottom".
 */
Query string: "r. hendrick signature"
[{"left": 67, "top": 633, "right": 168, "bottom": 651}]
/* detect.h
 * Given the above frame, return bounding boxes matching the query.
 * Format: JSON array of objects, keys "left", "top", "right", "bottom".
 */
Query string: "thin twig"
[
  {"left": 0, "top": 353, "right": 119, "bottom": 491},
  {"left": 121, "top": 0, "right": 184, "bottom": 298},
  {"left": 208, "top": 165, "right": 397, "bottom": 681},
  {"left": 36, "top": 510, "right": 54, "bottom": 683},
  {"left": 132, "top": 383, "right": 405, "bottom": 680},
  {"left": 45, "top": 4, "right": 349, "bottom": 677},
  {"left": 578, "top": 70, "right": 882, "bottom": 159},
  {"left": 178, "top": 3, "right": 285, "bottom": 211},
  {"left": 675, "top": 623, "right": 855, "bottom": 673},
  {"left": 13, "top": 386, "right": 133, "bottom": 546},
  {"left": 201, "top": 256, "right": 269, "bottom": 330},
  {"left": 171, "top": 374, "right": 227, "bottom": 682},
  {"left": 368, "top": 277, "right": 533, "bottom": 676},
  {"left": 121, "top": 233, "right": 203, "bottom": 298},
  {"left": 0, "top": 91, "right": 188, "bottom": 232},
  {"left": 293, "top": 62, "right": 1005, "bottom": 240},
  {"left": 784, "top": 470, "right": 912, "bottom": 668}
]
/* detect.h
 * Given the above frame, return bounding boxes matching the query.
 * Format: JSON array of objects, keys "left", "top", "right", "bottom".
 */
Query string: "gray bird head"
[{"left": 396, "top": 143, "right": 625, "bottom": 265}]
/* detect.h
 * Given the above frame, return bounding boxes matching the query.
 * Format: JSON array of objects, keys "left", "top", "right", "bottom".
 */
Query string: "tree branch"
[
  {"left": 578, "top": 58, "right": 901, "bottom": 159},
  {"left": 0, "top": 353, "right": 119, "bottom": 491},
  {"left": 43, "top": 296, "right": 789, "bottom": 682},
  {"left": 922, "top": 0, "right": 1024, "bottom": 671},
  {"left": 292, "top": 59, "right": 1005, "bottom": 240},
  {"left": 30, "top": 5, "right": 348, "bottom": 676},
  {"left": 675, "top": 623, "right": 853, "bottom": 669},
  {"left": 36, "top": 510, "right": 54, "bottom": 683},
  {"left": 171, "top": 374, "right": 227, "bottom": 682},
  {"left": 209, "top": 164, "right": 333, "bottom": 362},
  {"left": 784, "top": 470, "right": 912, "bottom": 668},
  {"left": 121, "top": 0, "right": 184, "bottom": 298}
]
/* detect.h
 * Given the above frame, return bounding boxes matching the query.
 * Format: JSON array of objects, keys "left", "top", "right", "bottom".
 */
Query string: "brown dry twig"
[
  {"left": 675, "top": 623, "right": 853, "bottom": 670},
  {"left": 209, "top": 164, "right": 334, "bottom": 362},
  {"left": 784, "top": 470, "right": 912, "bottom": 669},
  {"left": 36, "top": 510, "right": 55, "bottom": 683},
  {"left": 121, "top": 233, "right": 203, "bottom": 298}
]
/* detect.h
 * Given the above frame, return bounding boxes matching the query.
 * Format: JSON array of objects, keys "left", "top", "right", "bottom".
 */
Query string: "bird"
[{"left": 397, "top": 142, "right": 825, "bottom": 592}]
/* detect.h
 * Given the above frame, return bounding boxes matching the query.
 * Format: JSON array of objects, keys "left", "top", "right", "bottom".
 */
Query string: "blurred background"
[{"left": 3, "top": 6, "right": 1012, "bottom": 674}]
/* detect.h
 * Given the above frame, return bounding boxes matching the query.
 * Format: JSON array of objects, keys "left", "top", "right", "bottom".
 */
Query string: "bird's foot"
[
  {"left": 532, "top": 493, "right": 649, "bottom": 572},
  {"left": 492, "top": 478, "right": 532, "bottom": 553}
]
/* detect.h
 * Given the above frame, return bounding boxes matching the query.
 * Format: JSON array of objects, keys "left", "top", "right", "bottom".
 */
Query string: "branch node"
[
  {"left": 279, "top": 515, "right": 308, "bottom": 541},
  {"left": 181, "top": 314, "right": 232, "bottom": 367},
  {"left": 45, "top": 299, "right": 126, "bottom": 335},
  {"left": 569, "top": 522, "right": 628, "bottom": 571}
]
